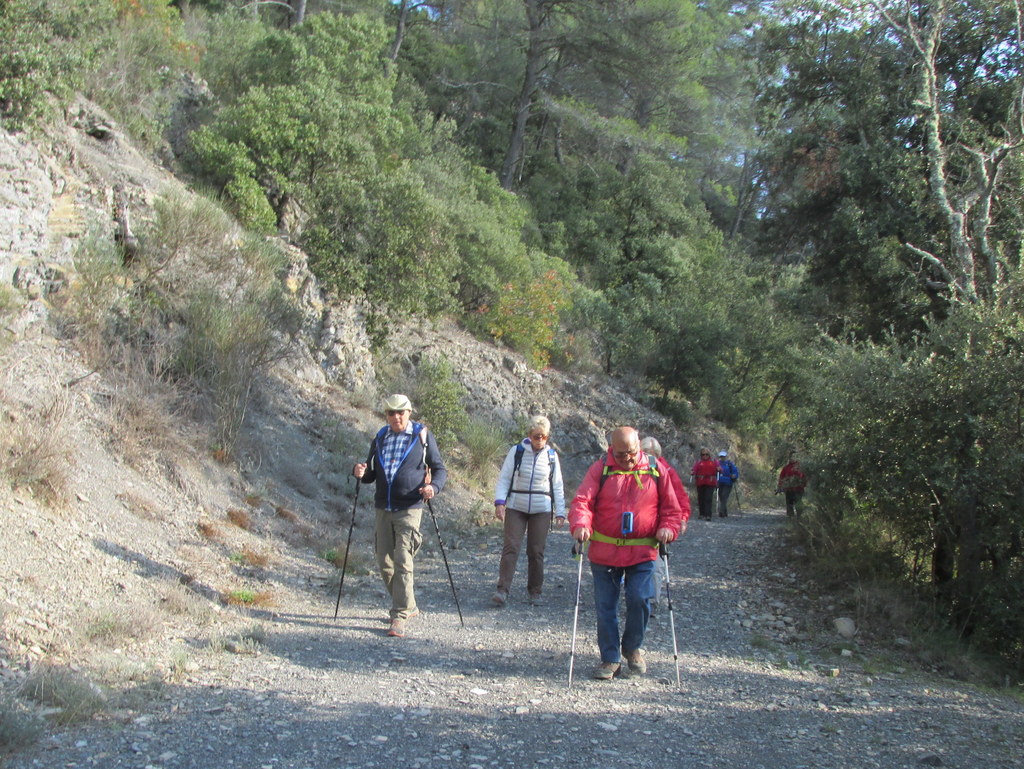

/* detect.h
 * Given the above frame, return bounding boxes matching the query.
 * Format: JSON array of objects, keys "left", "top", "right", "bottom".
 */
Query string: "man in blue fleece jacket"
[{"left": 353, "top": 394, "right": 448, "bottom": 637}]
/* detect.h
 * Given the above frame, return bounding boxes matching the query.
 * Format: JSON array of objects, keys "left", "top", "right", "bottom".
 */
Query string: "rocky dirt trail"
[{"left": 6, "top": 507, "right": 1023, "bottom": 769}]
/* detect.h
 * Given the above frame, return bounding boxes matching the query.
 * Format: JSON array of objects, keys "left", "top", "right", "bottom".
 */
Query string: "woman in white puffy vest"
[{"left": 490, "top": 415, "right": 566, "bottom": 607}]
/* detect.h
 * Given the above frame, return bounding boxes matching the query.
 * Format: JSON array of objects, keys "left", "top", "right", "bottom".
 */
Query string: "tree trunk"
[
  {"left": 389, "top": 0, "right": 411, "bottom": 62},
  {"left": 500, "top": 0, "right": 549, "bottom": 190}
]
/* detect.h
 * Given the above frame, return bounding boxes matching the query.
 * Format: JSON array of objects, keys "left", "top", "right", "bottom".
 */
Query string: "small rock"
[{"left": 833, "top": 617, "right": 857, "bottom": 638}]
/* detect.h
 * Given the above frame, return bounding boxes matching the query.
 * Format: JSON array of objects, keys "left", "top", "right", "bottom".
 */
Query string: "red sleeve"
[{"left": 655, "top": 457, "right": 685, "bottom": 536}]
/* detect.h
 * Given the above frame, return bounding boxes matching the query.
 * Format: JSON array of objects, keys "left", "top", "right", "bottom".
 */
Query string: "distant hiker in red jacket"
[
  {"left": 777, "top": 451, "right": 807, "bottom": 517},
  {"left": 569, "top": 427, "right": 684, "bottom": 681},
  {"left": 690, "top": 448, "right": 719, "bottom": 520}
]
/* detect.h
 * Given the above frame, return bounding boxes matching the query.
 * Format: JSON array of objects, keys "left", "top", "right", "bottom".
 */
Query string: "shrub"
[
  {"left": 20, "top": 664, "right": 106, "bottom": 725},
  {"left": 459, "top": 418, "right": 508, "bottom": 486},
  {"left": 0, "top": 691, "right": 45, "bottom": 750},
  {"left": 81, "top": 0, "right": 194, "bottom": 147},
  {"left": 226, "top": 508, "right": 252, "bottom": 530},
  {"left": 795, "top": 302, "right": 1024, "bottom": 677},
  {"left": 223, "top": 589, "right": 274, "bottom": 607},
  {"left": 0, "top": 390, "right": 71, "bottom": 506},
  {"left": 81, "top": 603, "right": 159, "bottom": 646},
  {"left": 408, "top": 358, "right": 467, "bottom": 449},
  {"left": 0, "top": 0, "right": 110, "bottom": 126},
  {"left": 487, "top": 267, "right": 573, "bottom": 369}
]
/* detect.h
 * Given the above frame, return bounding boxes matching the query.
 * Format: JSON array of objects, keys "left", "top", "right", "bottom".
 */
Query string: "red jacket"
[
  {"left": 691, "top": 458, "right": 719, "bottom": 487},
  {"left": 569, "top": 450, "right": 684, "bottom": 567},
  {"left": 778, "top": 461, "right": 807, "bottom": 492},
  {"left": 663, "top": 462, "right": 691, "bottom": 522}
]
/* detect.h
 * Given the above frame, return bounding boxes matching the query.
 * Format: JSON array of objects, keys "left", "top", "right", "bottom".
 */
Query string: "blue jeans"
[{"left": 590, "top": 559, "right": 656, "bottom": 663}]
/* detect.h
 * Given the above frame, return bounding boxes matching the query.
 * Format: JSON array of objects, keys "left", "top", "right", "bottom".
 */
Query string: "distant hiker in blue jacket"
[
  {"left": 353, "top": 394, "right": 447, "bottom": 638},
  {"left": 716, "top": 450, "right": 739, "bottom": 517},
  {"left": 491, "top": 415, "right": 566, "bottom": 607}
]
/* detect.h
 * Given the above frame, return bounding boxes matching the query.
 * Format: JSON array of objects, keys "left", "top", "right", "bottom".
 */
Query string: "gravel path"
[{"left": 8, "top": 508, "right": 1023, "bottom": 769}]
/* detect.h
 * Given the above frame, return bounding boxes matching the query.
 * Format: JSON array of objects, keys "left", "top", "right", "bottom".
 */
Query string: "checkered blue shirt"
[{"left": 379, "top": 424, "right": 414, "bottom": 483}]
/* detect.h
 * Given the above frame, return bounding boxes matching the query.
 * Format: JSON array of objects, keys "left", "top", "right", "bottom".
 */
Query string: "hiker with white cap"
[
  {"left": 353, "top": 394, "right": 448, "bottom": 638},
  {"left": 716, "top": 450, "right": 739, "bottom": 517}
]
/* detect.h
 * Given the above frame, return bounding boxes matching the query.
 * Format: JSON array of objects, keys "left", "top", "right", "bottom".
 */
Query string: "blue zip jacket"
[
  {"left": 717, "top": 459, "right": 739, "bottom": 486},
  {"left": 360, "top": 422, "right": 447, "bottom": 511}
]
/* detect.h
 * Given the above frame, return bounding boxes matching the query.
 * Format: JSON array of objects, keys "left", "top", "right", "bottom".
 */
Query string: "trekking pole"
[
  {"left": 659, "top": 542, "right": 682, "bottom": 691},
  {"left": 426, "top": 498, "right": 464, "bottom": 627},
  {"left": 567, "top": 539, "right": 587, "bottom": 689},
  {"left": 333, "top": 480, "right": 361, "bottom": 620}
]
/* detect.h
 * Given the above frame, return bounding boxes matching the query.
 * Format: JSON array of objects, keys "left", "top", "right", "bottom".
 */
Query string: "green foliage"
[
  {"left": 487, "top": 266, "right": 574, "bottom": 369},
  {"left": 458, "top": 418, "right": 509, "bottom": 487},
  {"left": 82, "top": 0, "right": 194, "bottom": 146},
  {"left": 305, "top": 162, "right": 459, "bottom": 343},
  {"left": 191, "top": 13, "right": 403, "bottom": 227},
  {"left": 796, "top": 301, "right": 1024, "bottom": 675},
  {"left": 408, "top": 358, "right": 467, "bottom": 450},
  {"left": 0, "top": 0, "right": 110, "bottom": 126}
]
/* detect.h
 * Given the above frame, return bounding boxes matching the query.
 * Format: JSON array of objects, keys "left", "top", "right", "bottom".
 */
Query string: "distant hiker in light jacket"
[
  {"left": 569, "top": 426, "right": 683, "bottom": 681},
  {"left": 716, "top": 450, "right": 739, "bottom": 517},
  {"left": 491, "top": 415, "right": 566, "bottom": 607},
  {"left": 640, "top": 436, "right": 691, "bottom": 610},
  {"left": 353, "top": 394, "right": 447, "bottom": 639}
]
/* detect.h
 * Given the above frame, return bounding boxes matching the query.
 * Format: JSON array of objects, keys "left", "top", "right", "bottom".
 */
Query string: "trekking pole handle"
[{"left": 659, "top": 541, "right": 668, "bottom": 559}]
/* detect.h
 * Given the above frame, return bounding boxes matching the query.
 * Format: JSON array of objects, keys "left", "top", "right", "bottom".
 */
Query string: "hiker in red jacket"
[
  {"left": 777, "top": 451, "right": 807, "bottom": 517},
  {"left": 690, "top": 448, "right": 719, "bottom": 520},
  {"left": 569, "top": 426, "right": 684, "bottom": 680}
]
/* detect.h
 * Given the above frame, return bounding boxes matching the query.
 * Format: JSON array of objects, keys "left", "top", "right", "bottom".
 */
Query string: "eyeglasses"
[
  {"left": 613, "top": 449, "right": 639, "bottom": 459},
  {"left": 386, "top": 410, "right": 407, "bottom": 417},
  {"left": 530, "top": 433, "right": 548, "bottom": 441}
]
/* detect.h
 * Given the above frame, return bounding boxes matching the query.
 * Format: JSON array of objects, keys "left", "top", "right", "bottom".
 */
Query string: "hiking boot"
[
  {"left": 491, "top": 590, "right": 507, "bottom": 607},
  {"left": 405, "top": 607, "right": 420, "bottom": 620},
  {"left": 624, "top": 649, "right": 646, "bottom": 675},
  {"left": 387, "top": 618, "right": 406, "bottom": 637},
  {"left": 528, "top": 592, "right": 543, "bottom": 606},
  {"left": 591, "top": 661, "right": 621, "bottom": 680}
]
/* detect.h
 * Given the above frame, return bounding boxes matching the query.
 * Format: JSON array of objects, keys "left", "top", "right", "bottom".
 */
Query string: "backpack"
[
  {"left": 505, "top": 442, "right": 558, "bottom": 501},
  {"left": 597, "top": 452, "right": 661, "bottom": 491}
]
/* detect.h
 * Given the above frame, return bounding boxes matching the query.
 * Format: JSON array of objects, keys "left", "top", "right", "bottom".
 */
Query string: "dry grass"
[
  {"left": 0, "top": 691, "right": 46, "bottom": 750},
  {"left": 103, "top": 351, "right": 186, "bottom": 467},
  {"left": 197, "top": 521, "right": 223, "bottom": 541},
  {"left": 226, "top": 508, "right": 252, "bottom": 530},
  {"left": 80, "top": 602, "right": 160, "bottom": 647},
  {"left": 116, "top": 490, "right": 165, "bottom": 521},
  {"left": 159, "top": 580, "right": 216, "bottom": 623},
  {"left": 275, "top": 505, "right": 299, "bottom": 522},
  {"left": 20, "top": 663, "right": 107, "bottom": 725},
  {"left": 231, "top": 545, "right": 270, "bottom": 568},
  {"left": 0, "top": 391, "right": 72, "bottom": 507}
]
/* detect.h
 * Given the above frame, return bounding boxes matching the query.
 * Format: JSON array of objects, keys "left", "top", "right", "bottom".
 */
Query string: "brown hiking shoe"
[
  {"left": 591, "top": 661, "right": 621, "bottom": 680},
  {"left": 387, "top": 618, "right": 406, "bottom": 637},
  {"left": 624, "top": 649, "right": 646, "bottom": 674}
]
